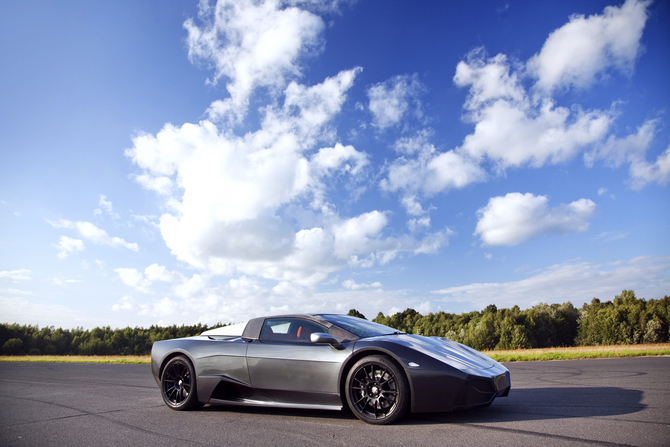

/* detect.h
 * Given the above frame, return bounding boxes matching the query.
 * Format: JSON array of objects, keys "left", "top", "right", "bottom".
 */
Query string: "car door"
[{"left": 246, "top": 317, "right": 352, "bottom": 405}]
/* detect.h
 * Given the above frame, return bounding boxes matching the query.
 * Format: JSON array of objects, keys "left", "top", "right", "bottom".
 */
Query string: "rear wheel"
[
  {"left": 345, "top": 355, "right": 409, "bottom": 425},
  {"left": 160, "top": 356, "right": 201, "bottom": 410}
]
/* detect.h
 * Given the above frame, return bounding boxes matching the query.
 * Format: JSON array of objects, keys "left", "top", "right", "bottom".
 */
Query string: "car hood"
[{"left": 379, "top": 334, "right": 497, "bottom": 371}]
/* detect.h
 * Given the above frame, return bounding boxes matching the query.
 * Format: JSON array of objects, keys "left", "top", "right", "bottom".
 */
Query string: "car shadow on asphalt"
[
  {"left": 193, "top": 386, "right": 645, "bottom": 425},
  {"left": 406, "top": 386, "right": 646, "bottom": 425}
]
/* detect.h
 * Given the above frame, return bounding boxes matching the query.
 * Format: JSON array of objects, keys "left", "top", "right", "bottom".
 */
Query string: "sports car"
[{"left": 151, "top": 314, "right": 510, "bottom": 425}]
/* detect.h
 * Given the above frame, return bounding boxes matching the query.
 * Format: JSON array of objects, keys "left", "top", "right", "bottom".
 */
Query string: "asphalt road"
[{"left": 1, "top": 357, "right": 669, "bottom": 447}]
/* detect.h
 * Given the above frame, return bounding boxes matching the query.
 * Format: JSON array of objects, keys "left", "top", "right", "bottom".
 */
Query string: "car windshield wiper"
[{"left": 383, "top": 331, "right": 404, "bottom": 335}]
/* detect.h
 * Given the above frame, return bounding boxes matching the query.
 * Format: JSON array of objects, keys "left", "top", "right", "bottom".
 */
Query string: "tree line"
[
  {"left": 0, "top": 323, "right": 216, "bottom": 356},
  {"left": 1, "top": 290, "right": 668, "bottom": 356},
  {"left": 359, "top": 290, "right": 669, "bottom": 351}
]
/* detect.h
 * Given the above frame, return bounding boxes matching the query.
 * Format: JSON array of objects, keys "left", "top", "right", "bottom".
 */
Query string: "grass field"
[
  {"left": 484, "top": 343, "right": 670, "bottom": 362},
  {"left": 1, "top": 343, "right": 669, "bottom": 364},
  {"left": 0, "top": 355, "right": 151, "bottom": 364}
]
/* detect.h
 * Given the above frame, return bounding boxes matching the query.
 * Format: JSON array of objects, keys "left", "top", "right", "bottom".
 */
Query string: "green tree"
[
  {"left": 3, "top": 338, "right": 24, "bottom": 355},
  {"left": 347, "top": 309, "right": 367, "bottom": 319}
]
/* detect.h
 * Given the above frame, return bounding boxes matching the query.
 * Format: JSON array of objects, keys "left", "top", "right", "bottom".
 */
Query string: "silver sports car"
[{"left": 151, "top": 314, "right": 510, "bottom": 425}]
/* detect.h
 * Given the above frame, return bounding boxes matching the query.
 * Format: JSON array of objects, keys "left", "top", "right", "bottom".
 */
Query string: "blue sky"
[{"left": 1, "top": 0, "right": 668, "bottom": 329}]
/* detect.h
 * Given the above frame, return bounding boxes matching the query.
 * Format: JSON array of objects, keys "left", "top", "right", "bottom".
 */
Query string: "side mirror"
[{"left": 310, "top": 332, "right": 344, "bottom": 350}]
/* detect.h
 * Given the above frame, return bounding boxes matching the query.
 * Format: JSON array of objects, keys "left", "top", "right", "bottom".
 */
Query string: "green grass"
[
  {"left": 1, "top": 343, "right": 669, "bottom": 364},
  {"left": 0, "top": 355, "right": 150, "bottom": 364},
  {"left": 484, "top": 343, "right": 670, "bottom": 362}
]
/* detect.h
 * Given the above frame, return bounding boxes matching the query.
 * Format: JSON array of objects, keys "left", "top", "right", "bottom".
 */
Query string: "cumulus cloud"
[
  {"left": 111, "top": 295, "right": 177, "bottom": 318},
  {"left": 474, "top": 192, "right": 596, "bottom": 246},
  {"left": 110, "top": 273, "right": 414, "bottom": 326},
  {"left": 628, "top": 144, "right": 670, "bottom": 189},
  {"left": 0, "top": 269, "right": 32, "bottom": 281},
  {"left": 93, "top": 194, "right": 119, "bottom": 219},
  {"left": 0, "top": 296, "right": 96, "bottom": 328},
  {"left": 367, "top": 74, "right": 426, "bottom": 130},
  {"left": 380, "top": 130, "right": 485, "bottom": 214},
  {"left": 48, "top": 219, "right": 139, "bottom": 251},
  {"left": 454, "top": 50, "right": 614, "bottom": 171},
  {"left": 342, "top": 279, "right": 382, "bottom": 290},
  {"left": 53, "top": 277, "right": 83, "bottom": 286},
  {"left": 115, "top": 264, "right": 186, "bottom": 294},
  {"left": 432, "top": 256, "right": 670, "bottom": 310},
  {"left": 54, "top": 236, "right": 85, "bottom": 259},
  {"left": 380, "top": 0, "right": 653, "bottom": 215},
  {"left": 420, "top": 0, "right": 656, "bottom": 197},
  {"left": 585, "top": 119, "right": 670, "bottom": 189},
  {"left": 128, "top": 51, "right": 448, "bottom": 286},
  {"left": 527, "top": 0, "right": 650, "bottom": 92},
  {"left": 185, "top": 0, "right": 327, "bottom": 123}
]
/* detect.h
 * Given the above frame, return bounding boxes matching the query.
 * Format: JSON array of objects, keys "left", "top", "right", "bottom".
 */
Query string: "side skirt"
[{"left": 208, "top": 398, "right": 342, "bottom": 411}]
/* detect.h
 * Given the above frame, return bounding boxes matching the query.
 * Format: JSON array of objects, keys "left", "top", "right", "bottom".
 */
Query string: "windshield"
[{"left": 319, "top": 315, "right": 403, "bottom": 339}]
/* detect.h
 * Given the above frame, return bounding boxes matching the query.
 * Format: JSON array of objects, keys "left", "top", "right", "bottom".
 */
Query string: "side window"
[{"left": 260, "top": 318, "right": 327, "bottom": 343}]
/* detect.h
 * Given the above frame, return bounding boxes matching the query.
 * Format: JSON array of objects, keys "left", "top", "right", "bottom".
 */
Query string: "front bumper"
[{"left": 408, "top": 369, "right": 510, "bottom": 413}]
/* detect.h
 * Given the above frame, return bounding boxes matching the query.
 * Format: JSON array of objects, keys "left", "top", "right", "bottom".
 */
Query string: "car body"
[{"left": 151, "top": 314, "right": 510, "bottom": 424}]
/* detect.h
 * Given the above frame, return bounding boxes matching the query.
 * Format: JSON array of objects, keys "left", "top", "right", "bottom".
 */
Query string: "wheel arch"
[
  {"left": 158, "top": 349, "right": 197, "bottom": 383},
  {"left": 338, "top": 347, "right": 414, "bottom": 412}
]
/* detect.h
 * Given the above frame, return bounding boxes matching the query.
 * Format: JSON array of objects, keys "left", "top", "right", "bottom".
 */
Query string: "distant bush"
[
  {"left": 2, "top": 338, "right": 23, "bottom": 355},
  {"left": 0, "top": 323, "right": 225, "bottom": 356},
  {"left": 366, "top": 290, "right": 668, "bottom": 349}
]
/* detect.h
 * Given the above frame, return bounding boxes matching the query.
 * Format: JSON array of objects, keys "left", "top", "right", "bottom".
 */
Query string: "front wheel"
[
  {"left": 345, "top": 355, "right": 409, "bottom": 425},
  {"left": 160, "top": 356, "right": 201, "bottom": 410}
]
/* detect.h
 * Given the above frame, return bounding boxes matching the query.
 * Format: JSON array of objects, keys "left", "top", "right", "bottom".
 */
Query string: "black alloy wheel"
[
  {"left": 345, "top": 355, "right": 409, "bottom": 425},
  {"left": 160, "top": 356, "right": 200, "bottom": 410}
]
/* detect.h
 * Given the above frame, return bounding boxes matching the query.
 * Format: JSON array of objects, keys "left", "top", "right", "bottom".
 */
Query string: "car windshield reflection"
[{"left": 320, "top": 315, "right": 405, "bottom": 339}]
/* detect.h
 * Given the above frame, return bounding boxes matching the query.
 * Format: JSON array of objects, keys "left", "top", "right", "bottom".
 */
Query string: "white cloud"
[
  {"left": 474, "top": 192, "right": 596, "bottom": 246},
  {"left": 380, "top": 131, "right": 485, "bottom": 211},
  {"left": 439, "top": 1, "right": 656, "bottom": 191},
  {"left": 174, "top": 274, "right": 208, "bottom": 299},
  {"left": 433, "top": 256, "right": 670, "bottom": 310},
  {"left": 48, "top": 219, "right": 139, "bottom": 252},
  {"left": 109, "top": 273, "right": 411, "bottom": 327},
  {"left": 310, "top": 143, "right": 368, "bottom": 176},
  {"left": 595, "top": 231, "right": 628, "bottom": 242},
  {"left": 332, "top": 211, "right": 388, "bottom": 259},
  {"left": 527, "top": 0, "right": 650, "bottom": 93},
  {"left": 54, "top": 236, "right": 85, "bottom": 259},
  {"left": 94, "top": 194, "right": 119, "bottom": 219},
  {"left": 407, "top": 216, "right": 430, "bottom": 232},
  {"left": 0, "top": 269, "right": 32, "bottom": 281},
  {"left": 376, "top": 0, "right": 656, "bottom": 221},
  {"left": 128, "top": 61, "right": 446, "bottom": 286},
  {"left": 115, "top": 264, "right": 186, "bottom": 294},
  {"left": 115, "top": 268, "right": 150, "bottom": 293},
  {"left": 367, "top": 74, "right": 425, "bottom": 130},
  {"left": 342, "top": 279, "right": 382, "bottom": 290},
  {"left": 111, "top": 295, "right": 137, "bottom": 312},
  {"left": 128, "top": 69, "right": 360, "bottom": 222},
  {"left": 583, "top": 119, "right": 670, "bottom": 189},
  {"left": 0, "top": 296, "right": 97, "bottom": 328},
  {"left": 628, "top": 144, "right": 670, "bottom": 190},
  {"left": 53, "top": 277, "right": 83, "bottom": 286},
  {"left": 598, "top": 187, "right": 608, "bottom": 196},
  {"left": 185, "top": 0, "right": 327, "bottom": 123},
  {"left": 0, "top": 288, "right": 35, "bottom": 295},
  {"left": 454, "top": 51, "right": 614, "bottom": 171}
]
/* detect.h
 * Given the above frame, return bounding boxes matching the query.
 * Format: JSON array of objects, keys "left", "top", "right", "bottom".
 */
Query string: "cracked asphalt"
[{"left": 1, "top": 357, "right": 669, "bottom": 446}]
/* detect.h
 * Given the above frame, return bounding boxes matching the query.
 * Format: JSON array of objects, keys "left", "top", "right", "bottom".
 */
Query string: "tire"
[
  {"left": 160, "top": 355, "right": 201, "bottom": 410},
  {"left": 345, "top": 355, "right": 409, "bottom": 425}
]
